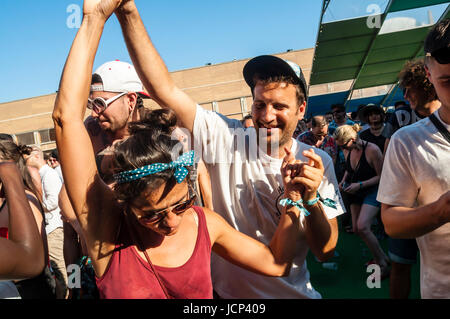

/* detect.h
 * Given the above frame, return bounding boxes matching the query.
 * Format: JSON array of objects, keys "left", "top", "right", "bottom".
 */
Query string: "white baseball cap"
[{"left": 91, "top": 60, "right": 150, "bottom": 98}]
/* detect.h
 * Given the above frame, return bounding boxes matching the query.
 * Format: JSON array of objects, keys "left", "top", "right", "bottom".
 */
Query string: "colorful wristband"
[
  {"left": 279, "top": 192, "right": 338, "bottom": 217},
  {"left": 279, "top": 198, "right": 310, "bottom": 217}
]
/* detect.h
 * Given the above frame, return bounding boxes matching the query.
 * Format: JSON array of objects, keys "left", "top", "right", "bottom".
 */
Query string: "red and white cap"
[{"left": 91, "top": 60, "right": 150, "bottom": 98}]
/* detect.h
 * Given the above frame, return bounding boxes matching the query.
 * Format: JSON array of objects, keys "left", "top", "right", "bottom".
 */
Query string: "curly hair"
[
  {"left": 112, "top": 108, "right": 190, "bottom": 203},
  {"left": 398, "top": 59, "right": 438, "bottom": 103}
]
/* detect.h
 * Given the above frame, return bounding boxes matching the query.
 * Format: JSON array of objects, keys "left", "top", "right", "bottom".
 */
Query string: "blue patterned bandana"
[{"left": 113, "top": 151, "right": 195, "bottom": 184}]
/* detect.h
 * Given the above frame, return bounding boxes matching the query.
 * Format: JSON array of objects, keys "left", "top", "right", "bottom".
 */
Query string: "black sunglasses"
[
  {"left": 138, "top": 193, "right": 197, "bottom": 224},
  {"left": 426, "top": 47, "right": 450, "bottom": 65}
]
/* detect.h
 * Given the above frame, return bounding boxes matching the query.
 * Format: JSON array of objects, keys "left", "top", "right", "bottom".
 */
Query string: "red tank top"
[
  {"left": 96, "top": 206, "right": 213, "bottom": 299},
  {"left": 0, "top": 228, "right": 8, "bottom": 239}
]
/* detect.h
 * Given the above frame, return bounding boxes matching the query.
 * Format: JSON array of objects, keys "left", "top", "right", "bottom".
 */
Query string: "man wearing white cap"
[
  {"left": 112, "top": 0, "right": 344, "bottom": 299},
  {"left": 84, "top": 60, "right": 150, "bottom": 182}
]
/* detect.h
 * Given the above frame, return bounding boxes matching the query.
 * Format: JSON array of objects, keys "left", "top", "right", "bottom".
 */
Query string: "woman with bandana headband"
[{"left": 51, "top": 0, "right": 314, "bottom": 299}]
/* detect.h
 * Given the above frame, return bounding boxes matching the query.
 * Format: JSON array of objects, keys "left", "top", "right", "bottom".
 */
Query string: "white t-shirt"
[
  {"left": 193, "top": 106, "right": 345, "bottom": 299},
  {"left": 377, "top": 111, "right": 450, "bottom": 299},
  {"left": 39, "top": 165, "right": 63, "bottom": 235}
]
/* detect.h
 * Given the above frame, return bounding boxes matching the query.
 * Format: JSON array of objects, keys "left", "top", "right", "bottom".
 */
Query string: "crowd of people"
[{"left": 0, "top": 0, "right": 449, "bottom": 300}]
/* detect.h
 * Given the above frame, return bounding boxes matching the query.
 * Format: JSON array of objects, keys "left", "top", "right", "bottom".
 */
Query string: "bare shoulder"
[
  {"left": 201, "top": 207, "right": 232, "bottom": 241},
  {"left": 25, "top": 190, "right": 42, "bottom": 212},
  {"left": 366, "top": 142, "right": 382, "bottom": 157}
]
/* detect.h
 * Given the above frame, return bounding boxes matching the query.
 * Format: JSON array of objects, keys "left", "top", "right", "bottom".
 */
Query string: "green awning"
[
  {"left": 388, "top": 0, "right": 449, "bottom": 13},
  {"left": 309, "top": 1, "right": 449, "bottom": 108},
  {"left": 353, "top": 26, "right": 430, "bottom": 89},
  {"left": 310, "top": 16, "right": 381, "bottom": 85}
]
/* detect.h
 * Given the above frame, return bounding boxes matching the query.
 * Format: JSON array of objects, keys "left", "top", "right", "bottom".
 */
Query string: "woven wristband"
[{"left": 279, "top": 198, "right": 310, "bottom": 217}]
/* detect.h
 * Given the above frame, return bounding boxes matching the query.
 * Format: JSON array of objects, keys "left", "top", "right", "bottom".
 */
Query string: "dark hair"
[
  {"left": 312, "top": 115, "right": 326, "bottom": 127},
  {"left": 113, "top": 109, "right": 188, "bottom": 203},
  {"left": 394, "top": 101, "right": 407, "bottom": 107},
  {"left": 251, "top": 74, "right": 306, "bottom": 106},
  {"left": 0, "top": 139, "right": 43, "bottom": 204},
  {"left": 398, "top": 59, "right": 438, "bottom": 103},
  {"left": 424, "top": 19, "right": 450, "bottom": 55},
  {"left": 241, "top": 114, "right": 253, "bottom": 123},
  {"left": 0, "top": 134, "right": 13, "bottom": 141},
  {"left": 331, "top": 104, "right": 345, "bottom": 112},
  {"left": 50, "top": 149, "right": 59, "bottom": 160}
]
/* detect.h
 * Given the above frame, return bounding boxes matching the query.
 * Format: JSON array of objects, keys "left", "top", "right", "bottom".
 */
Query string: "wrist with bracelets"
[{"left": 279, "top": 191, "right": 337, "bottom": 217}]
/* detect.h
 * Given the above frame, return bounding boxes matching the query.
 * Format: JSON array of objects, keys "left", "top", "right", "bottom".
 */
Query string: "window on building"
[{"left": 16, "top": 132, "right": 35, "bottom": 146}]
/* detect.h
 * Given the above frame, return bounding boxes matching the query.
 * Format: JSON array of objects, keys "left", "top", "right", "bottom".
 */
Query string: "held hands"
[
  {"left": 83, "top": 0, "right": 124, "bottom": 20},
  {"left": 281, "top": 147, "right": 324, "bottom": 203}
]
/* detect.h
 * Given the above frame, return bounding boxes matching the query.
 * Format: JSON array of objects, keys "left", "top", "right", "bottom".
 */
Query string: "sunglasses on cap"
[
  {"left": 137, "top": 192, "right": 197, "bottom": 224},
  {"left": 426, "top": 47, "right": 450, "bottom": 64},
  {"left": 87, "top": 92, "right": 127, "bottom": 114}
]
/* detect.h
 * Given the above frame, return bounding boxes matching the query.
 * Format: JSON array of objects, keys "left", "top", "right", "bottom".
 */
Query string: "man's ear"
[
  {"left": 297, "top": 101, "right": 307, "bottom": 120},
  {"left": 424, "top": 63, "right": 433, "bottom": 84},
  {"left": 126, "top": 92, "right": 138, "bottom": 113}
]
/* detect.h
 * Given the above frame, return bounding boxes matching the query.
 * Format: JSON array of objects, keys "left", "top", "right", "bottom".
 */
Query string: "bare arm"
[
  {"left": 206, "top": 206, "right": 300, "bottom": 277},
  {"left": 381, "top": 191, "right": 450, "bottom": 239},
  {"left": 59, "top": 184, "right": 88, "bottom": 255},
  {"left": 299, "top": 150, "right": 338, "bottom": 261},
  {"left": 0, "top": 163, "right": 45, "bottom": 280},
  {"left": 52, "top": 0, "right": 122, "bottom": 276},
  {"left": 196, "top": 160, "right": 214, "bottom": 210},
  {"left": 115, "top": 1, "right": 197, "bottom": 132}
]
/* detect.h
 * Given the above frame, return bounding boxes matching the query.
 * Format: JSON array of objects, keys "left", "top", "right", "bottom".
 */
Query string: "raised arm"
[
  {"left": 115, "top": 1, "right": 197, "bottom": 132},
  {"left": 0, "top": 162, "right": 44, "bottom": 280},
  {"left": 52, "top": 0, "right": 122, "bottom": 275}
]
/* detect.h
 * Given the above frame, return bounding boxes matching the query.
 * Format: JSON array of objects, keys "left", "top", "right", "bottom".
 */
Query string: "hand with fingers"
[
  {"left": 343, "top": 182, "right": 360, "bottom": 194},
  {"left": 281, "top": 147, "right": 324, "bottom": 203},
  {"left": 83, "top": 0, "right": 123, "bottom": 20},
  {"left": 281, "top": 147, "right": 305, "bottom": 202}
]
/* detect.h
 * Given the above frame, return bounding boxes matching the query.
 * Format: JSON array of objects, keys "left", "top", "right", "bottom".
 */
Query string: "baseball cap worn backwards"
[
  {"left": 243, "top": 55, "right": 308, "bottom": 100},
  {"left": 91, "top": 60, "right": 150, "bottom": 98}
]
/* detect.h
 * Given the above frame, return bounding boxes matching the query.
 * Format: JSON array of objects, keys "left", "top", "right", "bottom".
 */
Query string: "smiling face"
[
  {"left": 251, "top": 81, "right": 305, "bottom": 154},
  {"left": 128, "top": 181, "right": 192, "bottom": 236}
]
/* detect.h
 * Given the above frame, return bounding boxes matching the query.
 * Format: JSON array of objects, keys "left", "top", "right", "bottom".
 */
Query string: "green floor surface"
[{"left": 307, "top": 226, "right": 421, "bottom": 299}]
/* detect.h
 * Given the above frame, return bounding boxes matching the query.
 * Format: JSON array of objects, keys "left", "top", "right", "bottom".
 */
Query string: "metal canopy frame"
[{"left": 308, "top": 0, "right": 450, "bottom": 114}]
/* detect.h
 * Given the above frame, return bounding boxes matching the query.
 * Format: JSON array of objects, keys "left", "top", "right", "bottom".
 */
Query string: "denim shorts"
[
  {"left": 347, "top": 185, "right": 381, "bottom": 207},
  {"left": 388, "top": 237, "right": 419, "bottom": 264}
]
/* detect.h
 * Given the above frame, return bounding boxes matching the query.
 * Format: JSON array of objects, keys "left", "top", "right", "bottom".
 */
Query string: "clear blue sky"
[
  {"left": 0, "top": 0, "right": 447, "bottom": 104},
  {"left": 0, "top": 0, "right": 323, "bottom": 104}
]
